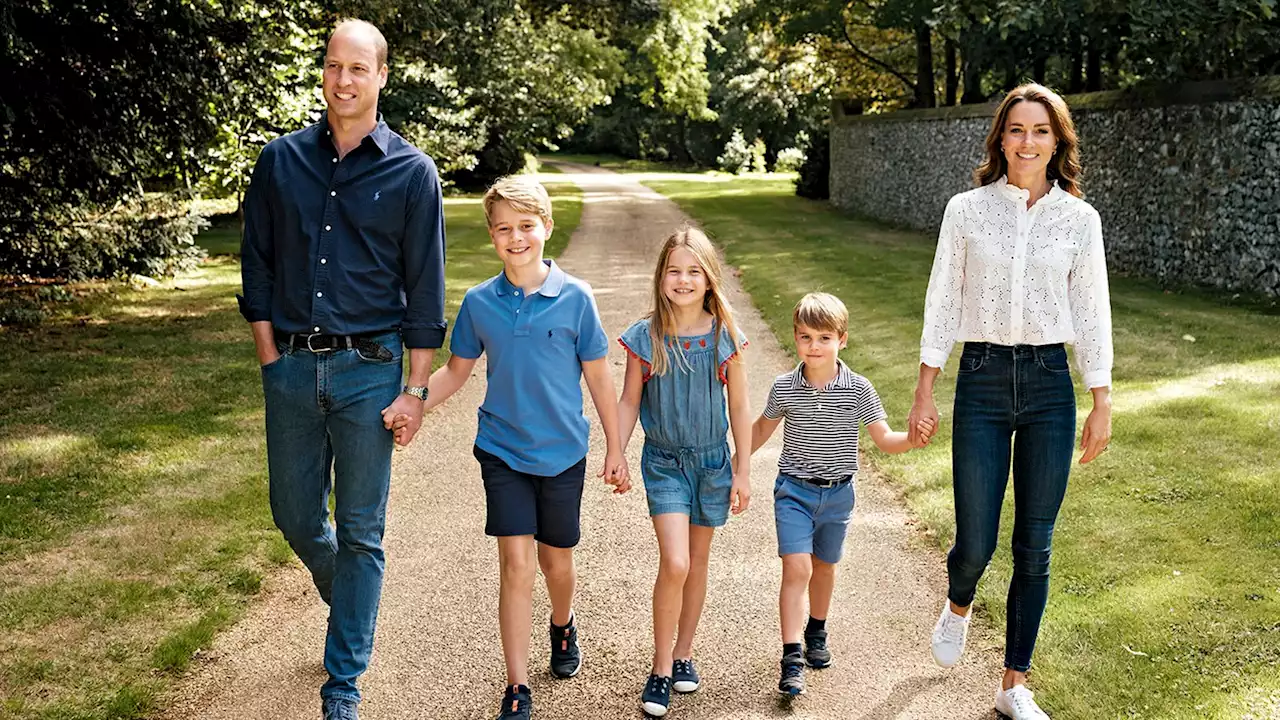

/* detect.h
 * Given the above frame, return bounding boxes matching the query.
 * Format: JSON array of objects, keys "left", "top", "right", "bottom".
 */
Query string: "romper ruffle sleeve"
[
  {"left": 618, "top": 318, "right": 655, "bottom": 382},
  {"left": 715, "top": 324, "right": 749, "bottom": 384}
]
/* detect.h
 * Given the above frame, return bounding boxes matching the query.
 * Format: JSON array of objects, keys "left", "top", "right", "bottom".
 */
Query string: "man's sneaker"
[
  {"left": 321, "top": 697, "right": 358, "bottom": 720},
  {"left": 995, "top": 685, "right": 1051, "bottom": 719},
  {"left": 496, "top": 685, "right": 532, "bottom": 720},
  {"left": 549, "top": 616, "right": 582, "bottom": 678},
  {"left": 777, "top": 652, "right": 805, "bottom": 696},
  {"left": 930, "top": 602, "right": 970, "bottom": 668},
  {"left": 672, "top": 658, "right": 700, "bottom": 693},
  {"left": 804, "top": 628, "right": 832, "bottom": 669},
  {"left": 640, "top": 674, "right": 672, "bottom": 717}
]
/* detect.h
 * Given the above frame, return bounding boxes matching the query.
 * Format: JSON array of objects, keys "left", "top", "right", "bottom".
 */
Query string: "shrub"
[
  {"left": 717, "top": 129, "right": 751, "bottom": 174},
  {"left": 749, "top": 137, "right": 767, "bottom": 173},
  {"left": 775, "top": 147, "right": 807, "bottom": 173}
]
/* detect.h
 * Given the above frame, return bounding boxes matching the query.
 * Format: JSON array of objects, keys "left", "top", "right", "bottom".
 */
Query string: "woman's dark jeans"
[{"left": 947, "top": 342, "right": 1076, "bottom": 672}]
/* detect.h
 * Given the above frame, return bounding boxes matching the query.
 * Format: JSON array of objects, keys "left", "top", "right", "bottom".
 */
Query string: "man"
[{"left": 238, "top": 18, "right": 445, "bottom": 720}]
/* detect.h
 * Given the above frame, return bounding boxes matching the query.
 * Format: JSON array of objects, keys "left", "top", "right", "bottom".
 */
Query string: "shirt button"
[
  {"left": 324, "top": 225, "right": 331, "bottom": 231},
  {"left": 316, "top": 292, "right": 323, "bottom": 298},
  {"left": 330, "top": 191, "right": 336, "bottom": 197},
  {"left": 320, "top": 258, "right": 327, "bottom": 264},
  {"left": 331, "top": 157, "right": 337, "bottom": 163}
]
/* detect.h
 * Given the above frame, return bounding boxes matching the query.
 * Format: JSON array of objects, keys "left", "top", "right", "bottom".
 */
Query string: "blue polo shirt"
[{"left": 450, "top": 260, "right": 609, "bottom": 476}]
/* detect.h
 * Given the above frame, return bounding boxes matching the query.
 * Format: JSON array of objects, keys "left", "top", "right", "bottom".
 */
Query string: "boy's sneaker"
[
  {"left": 672, "top": 658, "right": 700, "bottom": 693},
  {"left": 640, "top": 674, "right": 672, "bottom": 717},
  {"left": 930, "top": 602, "right": 970, "bottom": 668},
  {"left": 496, "top": 685, "right": 532, "bottom": 720},
  {"left": 549, "top": 616, "right": 582, "bottom": 678},
  {"left": 803, "top": 628, "right": 832, "bottom": 669},
  {"left": 777, "top": 652, "right": 805, "bottom": 696},
  {"left": 321, "top": 697, "right": 358, "bottom": 720},
  {"left": 995, "top": 685, "right": 1050, "bottom": 719}
]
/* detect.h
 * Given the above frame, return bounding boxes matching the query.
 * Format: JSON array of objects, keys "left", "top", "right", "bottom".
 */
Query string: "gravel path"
[{"left": 160, "top": 163, "right": 1002, "bottom": 720}]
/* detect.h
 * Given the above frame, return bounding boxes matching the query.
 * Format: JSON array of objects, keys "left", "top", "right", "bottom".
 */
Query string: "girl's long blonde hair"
[{"left": 647, "top": 226, "right": 743, "bottom": 377}]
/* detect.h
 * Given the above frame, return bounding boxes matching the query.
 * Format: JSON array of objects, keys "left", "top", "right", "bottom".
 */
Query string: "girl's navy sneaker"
[
  {"left": 640, "top": 673, "right": 672, "bottom": 717},
  {"left": 672, "top": 658, "right": 701, "bottom": 693}
]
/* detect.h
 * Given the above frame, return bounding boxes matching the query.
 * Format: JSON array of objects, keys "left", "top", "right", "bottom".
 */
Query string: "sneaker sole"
[
  {"left": 641, "top": 701, "right": 669, "bottom": 717},
  {"left": 777, "top": 687, "right": 804, "bottom": 696},
  {"left": 805, "top": 658, "right": 832, "bottom": 669},
  {"left": 672, "top": 680, "right": 699, "bottom": 693}
]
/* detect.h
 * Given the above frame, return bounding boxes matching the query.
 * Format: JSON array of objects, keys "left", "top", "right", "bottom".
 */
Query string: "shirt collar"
[
  {"left": 494, "top": 259, "right": 565, "bottom": 298},
  {"left": 995, "top": 175, "right": 1064, "bottom": 206},
  {"left": 790, "top": 359, "right": 854, "bottom": 391},
  {"left": 317, "top": 112, "right": 391, "bottom": 155}
]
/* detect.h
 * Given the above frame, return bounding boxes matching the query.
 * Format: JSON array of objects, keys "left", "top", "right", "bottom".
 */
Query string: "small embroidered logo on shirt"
[{"left": 373, "top": 190, "right": 382, "bottom": 201}]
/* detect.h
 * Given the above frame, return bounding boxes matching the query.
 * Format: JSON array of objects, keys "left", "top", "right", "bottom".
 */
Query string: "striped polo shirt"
[{"left": 763, "top": 360, "right": 887, "bottom": 483}]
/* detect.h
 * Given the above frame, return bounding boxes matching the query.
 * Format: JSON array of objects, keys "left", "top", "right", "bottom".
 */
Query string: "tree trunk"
[
  {"left": 1086, "top": 33, "right": 1103, "bottom": 91},
  {"left": 1033, "top": 54, "right": 1047, "bottom": 84},
  {"left": 1067, "top": 31, "right": 1084, "bottom": 93},
  {"left": 945, "top": 38, "right": 958, "bottom": 106},
  {"left": 960, "top": 29, "right": 985, "bottom": 104},
  {"left": 914, "top": 22, "right": 935, "bottom": 108}
]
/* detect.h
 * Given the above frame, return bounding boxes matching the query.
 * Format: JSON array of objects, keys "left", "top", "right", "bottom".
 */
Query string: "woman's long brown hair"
[{"left": 975, "top": 83, "right": 1084, "bottom": 198}]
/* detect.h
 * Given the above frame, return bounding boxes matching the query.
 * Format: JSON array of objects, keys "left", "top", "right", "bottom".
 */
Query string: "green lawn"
[
  {"left": 639, "top": 174, "right": 1280, "bottom": 720},
  {"left": 0, "top": 179, "right": 581, "bottom": 720}
]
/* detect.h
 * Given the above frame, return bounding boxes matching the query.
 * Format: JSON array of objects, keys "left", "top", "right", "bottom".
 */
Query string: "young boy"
[
  {"left": 747, "top": 292, "right": 933, "bottom": 696},
  {"left": 400, "top": 176, "right": 630, "bottom": 720}
]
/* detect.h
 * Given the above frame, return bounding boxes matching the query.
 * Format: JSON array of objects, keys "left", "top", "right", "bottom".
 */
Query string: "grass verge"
[
  {"left": 0, "top": 179, "right": 582, "bottom": 720},
  {"left": 640, "top": 173, "right": 1280, "bottom": 720}
]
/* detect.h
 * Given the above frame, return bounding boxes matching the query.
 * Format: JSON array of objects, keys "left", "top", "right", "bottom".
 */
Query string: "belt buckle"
[{"left": 305, "top": 333, "right": 333, "bottom": 353}]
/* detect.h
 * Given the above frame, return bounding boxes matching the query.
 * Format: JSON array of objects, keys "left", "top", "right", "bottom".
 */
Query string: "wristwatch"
[{"left": 403, "top": 385, "right": 429, "bottom": 401}]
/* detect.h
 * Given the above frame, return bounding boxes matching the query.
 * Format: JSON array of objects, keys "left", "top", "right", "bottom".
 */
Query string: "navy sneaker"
[
  {"left": 549, "top": 615, "right": 582, "bottom": 678},
  {"left": 672, "top": 658, "right": 701, "bottom": 693},
  {"left": 321, "top": 697, "right": 359, "bottom": 720},
  {"left": 778, "top": 652, "right": 805, "bottom": 696},
  {"left": 496, "top": 685, "right": 532, "bottom": 720},
  {"left": 640, "top": 673, "right": 672, "bottom": 717},
  {"left": 804, "top": 628, "right": 832, "bottom": 669}
]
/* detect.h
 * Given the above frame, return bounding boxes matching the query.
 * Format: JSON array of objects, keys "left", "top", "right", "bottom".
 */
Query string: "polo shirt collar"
[
  {"left": 317, "top": 112, "right": 391, "bottom": 155},
  {"left": 791, "top": 359, "right": 855, "bottom": 391},
  {"left": 495, "top": 259, "right": 565, "bottom": 297}
]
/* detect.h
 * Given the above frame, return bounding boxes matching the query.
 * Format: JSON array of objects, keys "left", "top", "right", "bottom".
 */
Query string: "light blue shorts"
[
  {"left": 774, "top": 474, "right": 856, "bottom": 564},
  {"left": 641, "top": 441, "right": 733, "bottom": 527}
]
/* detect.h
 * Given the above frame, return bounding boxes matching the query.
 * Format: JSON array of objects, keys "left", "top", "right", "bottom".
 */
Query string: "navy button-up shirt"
[{"left": 238, "top": 115, "right": 447, "bottom": 348}]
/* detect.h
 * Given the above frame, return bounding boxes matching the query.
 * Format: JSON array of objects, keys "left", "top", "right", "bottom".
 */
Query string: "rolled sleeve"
[
  {"left": 238, "top": 145, "right": 276, "bottom": 323},
  {"left": 401, "top": 157, "right": 448, "bottom": 349}
]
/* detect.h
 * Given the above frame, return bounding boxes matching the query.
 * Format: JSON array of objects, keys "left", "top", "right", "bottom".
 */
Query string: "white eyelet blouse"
[{"left": 920, "top": 176, "right": 1113, "bottom": 389}]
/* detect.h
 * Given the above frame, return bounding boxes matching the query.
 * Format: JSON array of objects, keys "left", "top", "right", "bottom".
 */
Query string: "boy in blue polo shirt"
[{"left": 402, "top": 175, "right": 630, "bottom": 720}]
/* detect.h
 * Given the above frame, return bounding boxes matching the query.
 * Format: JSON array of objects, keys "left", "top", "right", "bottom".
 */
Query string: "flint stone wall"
[{"left": 830, "top": 78, "right": 1280, "bottom": 296}]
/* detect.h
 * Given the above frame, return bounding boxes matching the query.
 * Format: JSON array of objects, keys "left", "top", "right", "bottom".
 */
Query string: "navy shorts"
[{"left": 473, "top": 445, "right": 586, "bottom": 548}]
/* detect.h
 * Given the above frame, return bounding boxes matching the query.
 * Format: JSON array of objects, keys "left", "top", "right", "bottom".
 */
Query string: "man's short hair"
[
  {"left": 331, "top": 18, "right": 388, "bottom": 68},
  {"left": 483, "top": 176, "right": 554, "bottom": 227},
  {"left": 793, "top": 292, "right": 848, "bottom": 336}
]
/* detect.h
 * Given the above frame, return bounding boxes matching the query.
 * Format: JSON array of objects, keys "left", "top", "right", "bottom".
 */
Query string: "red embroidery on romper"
[
  {"left": 683, "top": 341, "right": 691, "bottom": 349},
  {"left": 699, "top": 339, "right": 706, "bottom": 347}
]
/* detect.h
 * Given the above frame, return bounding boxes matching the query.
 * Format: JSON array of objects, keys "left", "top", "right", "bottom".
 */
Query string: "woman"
[{"left": 909, "top": 84, "right": 1113, "bottom": 720}]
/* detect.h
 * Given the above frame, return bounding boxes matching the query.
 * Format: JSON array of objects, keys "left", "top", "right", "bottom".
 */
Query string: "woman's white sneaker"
[
  {"left": 930, "top": 602, "right": 970, "bottom": 667},
  {"left": 995, "top": 684, "right": 1050, "bottom": 720}
]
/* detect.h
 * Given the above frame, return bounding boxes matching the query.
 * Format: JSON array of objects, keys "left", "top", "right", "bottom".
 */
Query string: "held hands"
[
  {"left": 730, "top": 473, "right": 751, "bottom": 515},
  {"left": 383, "top": 394, "right": 425, "bottom": 449},
  {"left": 910, "top": 416, "right": 938, "bottom": 448},
  {"left": 601, "top": 449, "right": 631, "bottom": 494},
  {"left": 908, "top": 394, "right": 940, "bottom": 447}
]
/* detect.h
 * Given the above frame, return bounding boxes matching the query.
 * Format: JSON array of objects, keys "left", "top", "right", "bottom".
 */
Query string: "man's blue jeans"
[
  {"left": 947, "top": 342, "right": 1076, "bottom": 672},
  {"left": 261, "top": 331, "right": 402, "bottom": 702}
]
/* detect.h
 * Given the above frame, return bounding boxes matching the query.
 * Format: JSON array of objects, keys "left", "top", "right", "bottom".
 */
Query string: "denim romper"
[{"left": 619, "top": 318, "right": 747, "bottom": 527}]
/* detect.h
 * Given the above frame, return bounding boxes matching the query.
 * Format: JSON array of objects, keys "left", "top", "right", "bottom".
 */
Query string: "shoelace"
[
  {"left": 1008, "top": 688, "right": 1039, "bottom": 716},
  {"left": 940, "top": 613, "right": 967, "bottom": 643},
  {"left": 324, "top": 700, "right": 357, "bottom": 720},
  {"left": 781, "top": 660, "right": 804, "bottom": 680},
  {"left": 807, "top": 634, "right": 827, "bottom": 651}
]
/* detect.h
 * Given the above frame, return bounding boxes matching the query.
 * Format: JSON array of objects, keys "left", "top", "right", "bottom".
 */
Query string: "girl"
[
  {"left": 911, "top": 84, "right": 1113, "bottom": 720},
  {"left": 617, "top": 226, "right": 752, "bottom": 718}
]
